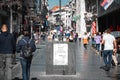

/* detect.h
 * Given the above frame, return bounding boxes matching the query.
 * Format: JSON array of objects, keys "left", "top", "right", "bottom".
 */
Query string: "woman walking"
[
  {"left": 83, "top": 32, "right": 89, "bottom": 49},
  {"left": 16, "top": 30, "right": 36, "bottom": 80}
]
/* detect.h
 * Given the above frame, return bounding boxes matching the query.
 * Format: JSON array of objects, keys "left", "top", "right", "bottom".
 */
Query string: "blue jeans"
[
  {"left": 103, "top": 50, "right": 113, "bottom": 67},
  {"left": 20, "top": 57, "right": 32, "bottom": 80},
  {"left": 96, "top": 44, "right": 100, "bottom": 51}
]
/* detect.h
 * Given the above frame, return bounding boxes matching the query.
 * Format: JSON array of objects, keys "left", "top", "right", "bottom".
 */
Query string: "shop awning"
[{"left": 111, "top": 31, "right": 120, "bottom": 38}]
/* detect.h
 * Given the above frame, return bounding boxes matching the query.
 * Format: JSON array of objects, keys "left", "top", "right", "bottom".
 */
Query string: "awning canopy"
[{"left": 111, "top": 31, "right": 120, "bottom": 38}]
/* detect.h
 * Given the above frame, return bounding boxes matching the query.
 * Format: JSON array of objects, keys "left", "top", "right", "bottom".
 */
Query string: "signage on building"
[
  {"left": 91, "top": 21, "right": 96, "bottom": 34},
  {"left": 109, "top": 25, "right": 120, "bottom": 31},
  {"left": 100, "top": 0, "right": 114, "bottom": 10},
  {"left": 73, "top": 15, "right": 80, "bottom": 21},
  {"left": 86, "top": 25, "right": 91, "bottom": 27},
  {"left": 53, "top": 43, "right": 68, "bottom": 65}
]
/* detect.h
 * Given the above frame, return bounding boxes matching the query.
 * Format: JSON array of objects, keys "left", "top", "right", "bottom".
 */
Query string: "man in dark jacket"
[{"left": 0, "top": 24, "right": 16, "bottom": 80}]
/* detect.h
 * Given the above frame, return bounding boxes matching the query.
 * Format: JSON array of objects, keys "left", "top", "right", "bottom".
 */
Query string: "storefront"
[{"left": 98, "top": 0, "right": 120, "bottom": 32}]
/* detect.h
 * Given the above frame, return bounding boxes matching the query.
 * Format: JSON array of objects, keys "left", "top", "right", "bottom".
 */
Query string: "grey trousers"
[{"left": 0, "top": 54, "right": 12, "bottom": 80}]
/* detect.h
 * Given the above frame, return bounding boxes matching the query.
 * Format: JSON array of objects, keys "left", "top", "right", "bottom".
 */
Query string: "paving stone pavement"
[{"left": 12, "top": 41, "right": 120, "bottom": 80}]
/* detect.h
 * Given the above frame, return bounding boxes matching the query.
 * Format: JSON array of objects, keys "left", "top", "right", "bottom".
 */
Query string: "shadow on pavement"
[
  {"left": 12, "top": 77, "right": 22, "bottom": 80},
  {"left": 108, "top": 73, "right": 120, "bottom": 80},
  {"left": 12, "top": 77, "right": 39, "bottom": 80},
  {"left": 31, "top": 77, "right": 39, "bottom": 80}
]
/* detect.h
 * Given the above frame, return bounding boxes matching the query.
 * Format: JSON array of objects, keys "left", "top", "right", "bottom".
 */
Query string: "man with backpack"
[{"left": 16, "top": 30, "right": 36, "bottom": 80}]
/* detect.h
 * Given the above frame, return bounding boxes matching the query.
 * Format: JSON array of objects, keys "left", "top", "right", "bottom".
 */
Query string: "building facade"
[
  {"left": 48, "top": 6, "right": 72, "bottom": 29},
  {"left": 0, "top": 0, "right": 22, "bottom": 33},
  {"left": 84, "top": 0, "right": 97, "bottom": 33},
  {"left": 76, "top": 0, "right": 86, "bottom": 36},
  {"left": 68, "top": 0, "right": 76, "bottom": 30},
  {"left": 0, "top": 0, "right": 48, "bottom": 33},
  {"left": 98, "top": 0, "right": 120, "bottom": 32}
]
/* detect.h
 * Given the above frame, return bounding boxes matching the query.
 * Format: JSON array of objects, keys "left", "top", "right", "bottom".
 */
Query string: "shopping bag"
[{"left": 112, "top": 54, "right": 118, "bottom": 66}]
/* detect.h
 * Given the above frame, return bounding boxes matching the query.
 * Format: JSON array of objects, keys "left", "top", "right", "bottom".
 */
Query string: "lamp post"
[
  {"left": 59, "top": 0, "right": 61, "bottom": 14},
  {"left": 30, "top": 7, "right": 34, "bottom": 38},
  {"left": 59, "top": 0, "right": 61, "bottom": 26},
  {"left": 30, "top": 20, "right": 33, "bottom": 38},
  {"left": 10, "top": 1, "right": 13, "bottom": 33}
]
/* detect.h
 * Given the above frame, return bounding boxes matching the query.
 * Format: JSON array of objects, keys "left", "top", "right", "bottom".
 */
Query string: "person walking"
[
  {"left": 69, "top": 31, "right": 74, "bottom": 42},
  {"left": 83, "top": 32, "right": 89, "bottom": 49},
  {"left": 74, "top": 32, "right": 78, "bottom": 43},
  {"left": 101, "top": 29, "right": 117, "bottom": 71},
  {"left": 16, "top": 30, "right": 36, "bottom": 80},
  {"left": 0, "top": 24, "right": 16, "bottom": 80},
  {"left": 94, "top": 32, "right": 101, "bottom": 52}
]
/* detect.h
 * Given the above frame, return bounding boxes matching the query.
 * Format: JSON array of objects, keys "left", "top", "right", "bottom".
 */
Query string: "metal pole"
[
  {"left": 59, "top": 0, "right": 61, "bottom": 22},
  {"left": 59, "top": 0, "right": 61, "bottom": 12},
  {"left": 96, "top": 0, "right": 99, "bottom": 32},
  {"left": 31, "top": 20, "right": 33, "bottom": 38},
  {"left": 10, "top": 1, "right": 13, "bottom": 33}
]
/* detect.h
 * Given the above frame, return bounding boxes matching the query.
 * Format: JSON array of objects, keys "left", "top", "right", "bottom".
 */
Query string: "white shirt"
[
  {"left": 103, "top": 34, "right": 115, "bottom": 50},
  {"left": 69, "top": 35, "right": 73, "bottom": 40}
]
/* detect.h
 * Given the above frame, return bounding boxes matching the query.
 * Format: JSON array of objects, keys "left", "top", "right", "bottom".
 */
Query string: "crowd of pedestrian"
[
  {"left": 47, "top": 29, "right": 79, "bottom": 43},
  {"left": 0, "top": 23, "right": 120, "bottom": 80},
  {"left": 0, "top": 24, "right": 36, "bottom": 80},
  {"left": 81, "top": 29, "right": 120, "bottom": 72},
  {"left": 0, "top": 24, "right": 80, "bottom": 80}
]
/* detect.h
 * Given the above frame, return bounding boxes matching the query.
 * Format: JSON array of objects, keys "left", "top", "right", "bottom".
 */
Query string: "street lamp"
[
  {"left": 58, "top": 0, "right": 61, "bottom": 26},
  {"left": 29, "top": 6, "right": 34, "bottom": 38},
  {"left": 10, "top": 1, "right": 13, "bottom": 33},
  {"left": 30, "top": 20, "right": 33, "bottom": 38},
  {"left": 59, "top": 0, "right": 61, "bottom": 14}
]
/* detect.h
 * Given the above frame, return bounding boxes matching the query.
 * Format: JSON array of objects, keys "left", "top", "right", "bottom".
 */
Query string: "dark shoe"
[
  {"left": 103, "top": 66, "right": 110, "bottom": 71},
  {"left": 100, "top": 66, "right": 106, "bottom": 69},
  {"left": 100, "top": 66, "right": 110, "bottom": 71},
  {"left": 104, "top": 67, "right": 110, "bottom": 71}
]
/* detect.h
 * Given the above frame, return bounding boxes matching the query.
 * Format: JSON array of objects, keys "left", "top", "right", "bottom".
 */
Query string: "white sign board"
[{"left": 53, "top": 43, "right": 68, "bottom": 65}]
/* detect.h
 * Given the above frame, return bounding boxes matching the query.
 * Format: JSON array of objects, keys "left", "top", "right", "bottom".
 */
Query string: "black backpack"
[{"left": 21, "top": 39, "right": 32, "bottom": 58}]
